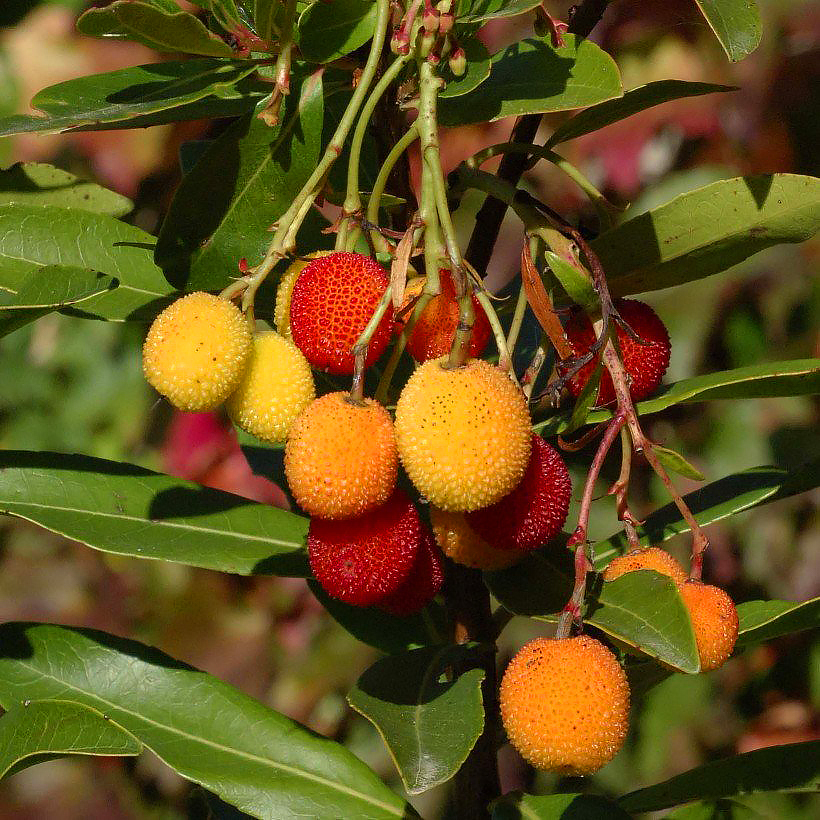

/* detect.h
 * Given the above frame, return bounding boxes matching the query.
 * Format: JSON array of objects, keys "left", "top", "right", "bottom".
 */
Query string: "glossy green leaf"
[
  {"left": 438, "top": 36, "right": 621, "bottom": 126},
  {"left": 156, "top": 71, "right": 325, "bottom": 291},
  {"left": 591, "top": 175, "right": 820, "bottom": 298},
  {"left": 736, "top": 598, "right": 820, "bottom": 648},
  {"left": 0, "top": 163, "right": 132, "bottom": 216},
  {"left": 653, "top": 444, "right": 707, "bottom": 482},
  {"left": 535, "top": 360, "right": 820, "bottom": 436},
  {"left": 593, "top": 458, "right": 820, "bottom": 567},
  {"left": 694, "top": 0, "right": 762, "bottom": 62},
  {"left": 348, "top": 645, "right": 485, "bottom": 795},
  {"left": 619, "top": 741, "right": 820, "bottom": 812},
  {"left": 308, "top": 582, "right": 446, "bottom": 655},
  {"left": 439, "top": 38, "right": 492, "bottom": 99},
  {"left": 0, "top": 60, "right": 264, "bottom": 137},
  {"left": 0, "top": 700, "right": 141, "bottom": 780},
  {"left": 77, "top": 2, "right": 233, "bottom": 57},
  {"left": 298, "top": 0, "right": 378, "bottom": 63},
  {"left": 491, "top": 792, "right": 632, "bottom": 820},
  {"left": 544, "top": 249, "right": 597, "bottom": 310},
  {"left": 546, "top": 81, "right": 736, "bottom": 147},
  {"left": 457, "top": 1, "right": 542, "bottom": 23},
  {"left": 254, "top": 0, "right": 279, "bottom": 42},
  {"left": 0, "top": 451, "right": 309, "bottom": 577},
  {"left": 0, "top": 204, "right": 173, "bottom": 322},
  {"left": 0, "top": 623, "right": 414, "bottom": 819}
]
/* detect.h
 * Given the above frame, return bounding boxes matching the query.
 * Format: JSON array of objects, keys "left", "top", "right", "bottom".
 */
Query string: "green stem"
[
  {"left": 475, "top": 290, "right": 516, "bottom": 380},
  {"left": 240, "top": 0, "right": 393, "bottom": 312}
]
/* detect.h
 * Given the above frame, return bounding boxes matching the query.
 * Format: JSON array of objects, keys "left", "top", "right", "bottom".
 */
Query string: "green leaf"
[
  {"left": 653, "top": 445, "right": 706, "bottom": 482},
  {"left": 457, "top": 1, "right": 542, "bottom": 23},
  {"left": 619, "top": 741, "right": 820, "bottom": 813},
  {"left": 0, "top": 451, "right": 309, "bottom": 577},
  {"left": 0, "top": 163, "right": 132, "bottom": 216},
  {"left": 77, "top": 2, "right": 234, "bottom": 57},
  {"left": 156, "top": 71, "right": 325, "bottom": 291},
  {"left": 694, "top": 0, "right": 763, "bottom": 62},
  {"left": 536, "top": 359, "right": 820, "bottom": 436},
  {"left": 298, "top": 0, "right": 378, "bottom": 63},
  {"left": 348, "top": 645, "right": 485, "bottom": 795},
  {"left": 590, "top": 175, "right": 820, "bottom": 298},
  {"left": 438, "top": 36, "right": 621, "bottom": 126},
  {"left": 491, "top": 792, "right": 632, "bottom": 820},
  {"left": 0, "top": 204, "right": 173, "bottom": 322},
  {"left": 546, "top": 81, "right": 736, "bottom": 147},
  {"left": 0, "top": 623, "right": 414, "bottom": 819},
  {"left": 592, "top": 459, "right": 820, "bottom": 567},
  {"left": 308, "top": 582, "right": 446, "bottom": 655},
  {"left": 544, "top": 249, "right": 597, "bottom": 310},
  {"left": 0, "top": 699, "right": 141, "bottom": 780},
  {"left": 254, "top": 0, "right": 279, "bottom": 42},
  {"left": 0, "top": 60, "right": 264, "bottom": 137},
  {"left": 439, "top": 38, "right": 492, "bottom": 99},
  {"left": 736, "top": 598, "right": 820, "bottom": 649},
  {"left": 563, "top": 363, "right": 602, "bottom": 435},
  {"left": 587, "top": 572, "right": 700, "bottom": 673}
]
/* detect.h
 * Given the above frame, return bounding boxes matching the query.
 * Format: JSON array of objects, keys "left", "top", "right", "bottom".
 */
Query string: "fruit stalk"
[{"left": 349, "top": 286, "right": 393, "bottom": 403}]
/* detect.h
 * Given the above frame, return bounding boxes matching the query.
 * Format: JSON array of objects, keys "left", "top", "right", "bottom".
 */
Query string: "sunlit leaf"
[
  {"left": 694, "top": 0, "right": 762, "bottom": 62},
  {"left": 736, "top": 598, "right": 820, "bottom": 648}
]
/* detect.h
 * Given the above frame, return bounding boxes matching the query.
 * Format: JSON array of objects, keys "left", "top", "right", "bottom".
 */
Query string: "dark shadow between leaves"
[
  {"left": 743, "top": 173, "right": 774, "bottom": 209},
  {"left": 494, "top": 792, "right": 632, "bottom": 820},
  {"left": 147, "top": 485, "right": 260, "bottom": 520},
  {"left": 0, "top": 450, "right": 155, "bottom": 477}
]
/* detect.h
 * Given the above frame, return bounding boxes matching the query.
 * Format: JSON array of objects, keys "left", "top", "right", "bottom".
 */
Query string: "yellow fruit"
[
  {"left": 430, "top": 507, "right": 523, "bottom": 570},
  {"left": 500, "top": 635, "right": 630, "bottom": 775},
  {"left": 226, "top": 332, "right": 315, "bottom": 444},
  {"left": 142, "top": 292, "right": 251, "bottom": 411},
  {"left": 274, "top": 251, "right": 331, "bottom": 340},
  {"left": 679, "top": 581, "right": 738, "bottom": 671},
  {"left": 284, "top": 392, "right": 398, "bottom": 519},
  {"left": 394, "top": 357, "right": 531, "bottom": 512},
  {"left": 603, "top": 547, "right": 687, "bottom": 583}
]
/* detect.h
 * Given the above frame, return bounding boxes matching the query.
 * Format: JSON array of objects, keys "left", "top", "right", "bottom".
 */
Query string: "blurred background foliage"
[{"left": 0, "top": 1, "right": 817, "bottom": 818}]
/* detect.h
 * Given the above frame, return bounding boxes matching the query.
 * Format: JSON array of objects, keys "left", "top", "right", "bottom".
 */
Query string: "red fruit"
[
  {"left": 467, "top": 435, "right": 571, "bottom": 552},
  {"left": 308, "top": 490, "right": 420, "bottom": 607},
  {"left": 398, "top": 270, "right": 491, "bottom": 362},
  {"left": 289, "top": 251, "right": 393, "bottom": 374},
  {"left": 563, "top": 299, "right": 670, "bottom": 406},
  {"left": 379, "top": 528, "right": 444, "bottom": 616}
]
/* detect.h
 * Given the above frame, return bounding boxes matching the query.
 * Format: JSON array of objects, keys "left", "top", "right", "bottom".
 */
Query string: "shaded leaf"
[
  {"left": 439, "top": 38, "right": 492, "bottom": 99},
  {"left": 348, "top": 645, "right": 485, "bottom": 795},
  {"left": 156, "top": 71, "right": 325, "bottom": 291},
  {"left": 619, "top": 741, "right": 820, "bottom": 812},
  {"left": 736, "top": 598, "right": 820, "bottom": 649},
  {"left": 438, "top": 36, "right": 621, "bottom": 126},
  {"left": 591, "top": 175, "right": 820, "bottom": 298},
  {"left": 546, "top": 81, "right": 736, "bottom": 147},
  {"left": 492, "top": 792, "right": 632, "bottom": 820},
  {"left": 0, "top": 163, "right": 132, "bottom": 216},
  {"left": 694, "top": 0, "right": 762, "bottom": 62},
  {"left": 592, "top": 459, "right": 820, "bottom": 567},
  {"left": 0, "top": 60, "right": 265, "bottom": 137},
  {"left": 457, "top": 1, "right": 542, "bottom": 23},
  {"left": 254, "top": 0, "right": 279, "bottom": 42},
  {"left": 77, "top": 2, "right": 234, "bottom": 57},
  {"left": 298, "top": 0, "right": 378, "bottom": 63},
  {"left": 0, "top": 700, "right": 141, "bottom": 780},
  {"left": 544, "top": 249, "right": 597, "bottom": 310},
  {"left": 0, "top": 623, "right": 414, "bottom": 819},
  {"left": 653, "top": 445, "right": 706, "bottom": 482},
  {"left": 0, "top": 451, "right": 309, "bottom": 577}
]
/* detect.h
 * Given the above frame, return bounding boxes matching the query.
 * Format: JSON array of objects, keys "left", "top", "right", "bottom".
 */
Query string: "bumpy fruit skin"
[
  {"left": 308, "top": 490, "right": 420, "bottom": 607},
  {"left": 143, "top": 292, "right": 252, "bottom": 412},
  {"left": 284, "top": 392, "right": 397, "bottom": 519},
  {"left": 395, "top": 357, "right": 531, "bottom": 512},
  {"left": 563, "top": 298, "right": 670, "bottom": 406},
  {"left": 396, "top": 270, "right": 492, "bottom": 362},
  {"left": 467, "top": 435, "right": 571, "bottom": 552},
  {"left": 500, "top": 635, "right": 630, "bottom": 774},
  {"left": 379, "top": 527, "right": 444, "bottom": 615},
  {"left": 430, "top": 507, "right": 524, "bottom": 570},
  {"left": 679, "top": 581, "right": 739, "bottom": 671},
  {"left": 603, "top": 547, "right": 688, "bottom": 583},
  {"left": 274, "top": 252, "right": 331, "bottom": 341},
  {"left": 226, "top": 332, "right": 315, "bottom": 444},
  {"left": 289, "top": 251, "right": 393, "bottom": 374}
]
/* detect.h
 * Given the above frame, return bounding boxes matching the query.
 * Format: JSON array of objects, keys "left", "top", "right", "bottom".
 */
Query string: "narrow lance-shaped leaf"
[
  {"left": 0, "top": 451, "right": 309, "bottom": 577},
  {"left": 77, "top": 2, "right": 234, "bottom": 57},
  {"left": 694, "top": 0, "right": 763, "bottom": 63},
  {"left": 456, "top": 1, "right": 542, "bottom": 23},
  {"left": 619, "top": 741, "right": 820, "bottom": 813},
  {"left": 0, "top": 700, "right": 141, "bottom": 780},
  {"left": 653, "top": 445, "right": 706, "bottom": 482},
  {"left": 348, "top": 645, "right": 486, "bottom": 795},
  {"left": 591, "top": 175, "right": 820, "bottom": 298},
  {"left": 298, "top": 0, "right": 379, "bottom": 63},
  {"left": 0, "top": 623, "right": 415, "bottom": 819},
  {"left": 736, "top": 598, "right": 820, "bottom": 648}
]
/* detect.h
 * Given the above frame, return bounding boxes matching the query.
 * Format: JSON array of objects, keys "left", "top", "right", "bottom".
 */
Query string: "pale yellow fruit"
[
  {"left": 274, "top": 251, "right": 331, "bottom": 340},
  {"left": 430, "top": 507, "right": 523, "bottom": 570},
  {"left": 226, "top": 332, "right": 315, "bottom": 444}
]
